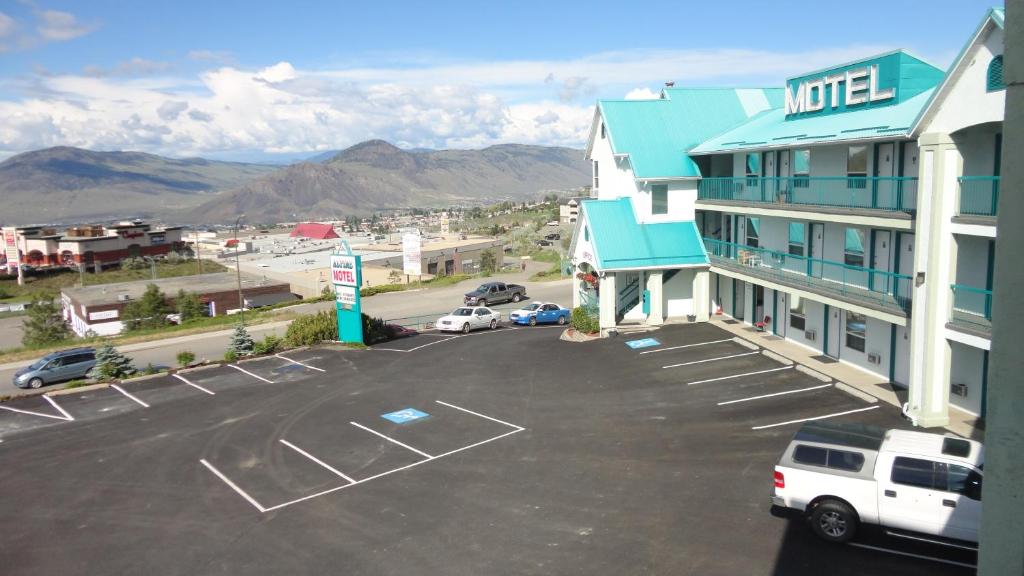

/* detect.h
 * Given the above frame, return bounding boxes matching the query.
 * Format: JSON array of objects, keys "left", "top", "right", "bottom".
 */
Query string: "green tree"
[
  {"left": 94, "top": 342, "right": 136, "bottom": 380},
  {"left": 480, "top": 249, "right": 497, "bottom": 274},
  {"left": 176, "top": 290, "right": 206, "bottom": 322},
  {"left": 123, "top": 284, "right": 169, "bottom": 331},
  {"left": 227, "top": 324, "right": 255, "bottom": 358},
  {"left": 21, "top": 292, "right": 69, "bottom": 347}
]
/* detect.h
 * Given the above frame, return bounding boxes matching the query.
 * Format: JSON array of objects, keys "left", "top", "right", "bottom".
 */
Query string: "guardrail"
[
  {"left": 698, "top": 176, "right": 918, "bottom": 212},
  {"left": 703, "top": 237, "right": 912, "bottom": 311},
  {"left": 957, "top": 176, "right": 1000, "bottom": 217},
  {"left": 950, "top": 284, "right": 992, "bottom": 332}
]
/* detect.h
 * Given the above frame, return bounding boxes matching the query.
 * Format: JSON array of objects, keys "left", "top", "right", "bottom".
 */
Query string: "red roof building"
[{"left": 289, "top": 222, "right": 339, "bottom": 240}]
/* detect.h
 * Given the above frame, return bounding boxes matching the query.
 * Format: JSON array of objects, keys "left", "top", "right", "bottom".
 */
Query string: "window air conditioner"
[
  {"left": 804, "top": 329, "right": 816, "bottom": 341},
  {"left": 867, "top": 352, "right": 882, "bottom": 365},
  {"left": 951, "top": 383, "right": 968, "bottom": 397},
  {"left": 117, "top": 294, "right": 131, "bottom": 302}
]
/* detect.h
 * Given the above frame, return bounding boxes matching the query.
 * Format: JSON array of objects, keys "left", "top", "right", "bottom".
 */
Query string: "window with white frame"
[
  {"left": 652, "top": 184, "right": 668, "bottom": 215},
  {"left": 844, "top": 228, "right": 866, "bottom": 267},
  {"left": 790, "top": 295, "right": 806, "bottom": 331},
  {"left": 845, "top": 311, "right": 866, "bottom": 352}
]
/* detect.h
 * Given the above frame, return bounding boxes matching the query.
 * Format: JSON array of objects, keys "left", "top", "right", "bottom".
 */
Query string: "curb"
[
  {"left": 119, "top": 372, "right": 170, "bottom": 385},
  {"left": 795, "top": 364, "right": 832, "bottom": 383},
  {"left": 47, "top": 383, "right": 109, "bottom": 396},
  {"left": 762, "top": 350, "right": 794, "bottom": 365},
  {"left": 177, "top": 363, "right": 223, "bottom": 375},
  {"left": 732, "top": 337, "right": 760, "bottom": 351},
  {"left": 835, "top": 382, "right": 879, "bottom": 403}
]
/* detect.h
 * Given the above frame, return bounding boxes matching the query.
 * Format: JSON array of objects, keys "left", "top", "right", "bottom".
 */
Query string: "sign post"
[{"left": 332, "top": 240, "right": 363, "bottom": 344}]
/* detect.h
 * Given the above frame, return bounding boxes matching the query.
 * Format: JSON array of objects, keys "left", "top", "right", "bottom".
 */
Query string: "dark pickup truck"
[{"left": 464, "top": 282, "right": 527, "bottom": 307}]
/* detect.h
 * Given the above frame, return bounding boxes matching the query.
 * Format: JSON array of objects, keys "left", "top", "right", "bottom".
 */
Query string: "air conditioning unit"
[
  {"left": 867, "top": 352, "right": 882, "bottom": 365},
  {"left": 951, "top": 383, "right": 969, "bottom": 398},
  {"left": 804, "top": 329, "right": 817, "bottom": 341},
  {"left": 117, "top": 294, "right": 131, "bottom": 302}
]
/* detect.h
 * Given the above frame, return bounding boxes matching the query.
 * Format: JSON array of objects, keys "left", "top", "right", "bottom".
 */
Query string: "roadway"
[{"left": 0, "top": 274, "right": 571, "bottom": 397}]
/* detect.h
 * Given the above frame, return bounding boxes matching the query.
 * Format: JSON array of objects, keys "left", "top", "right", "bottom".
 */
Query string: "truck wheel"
[
  {"left": 477, "top": 299, "right": 487, "bottom": 307},
  {"left": 557, "top": 315, "right": 566, "bottom": 325},
  {"left": 512, "top": 293, "right": 522, "bottom": 303},
  {"left": 462, "top": 323, "right": 471, "bottom": 334},
  {"left": 809, "top": 500, "right": 857, "bottom": 543}
]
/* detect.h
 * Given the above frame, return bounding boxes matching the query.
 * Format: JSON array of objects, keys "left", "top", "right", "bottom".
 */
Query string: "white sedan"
[{"left": 436, "top": 306, "right": 501, "bottom": 333}]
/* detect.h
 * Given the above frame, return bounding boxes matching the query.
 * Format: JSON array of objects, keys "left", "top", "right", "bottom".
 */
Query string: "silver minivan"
[{"left": 13, "top": 347, "right": 97, "bottom": 389}]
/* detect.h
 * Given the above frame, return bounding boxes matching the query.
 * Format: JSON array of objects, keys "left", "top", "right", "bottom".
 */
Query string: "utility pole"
[
  {"left": 234, "top": 215, "right": 245, "bottom": 326},
  {"left": 195, "top": 230, "right": 202, "bottom": 275}
]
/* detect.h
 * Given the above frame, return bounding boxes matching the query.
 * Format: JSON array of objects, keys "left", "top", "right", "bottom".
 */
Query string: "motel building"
[{"left": 570, "top": 8, "right": 1004, "bottom": 428}]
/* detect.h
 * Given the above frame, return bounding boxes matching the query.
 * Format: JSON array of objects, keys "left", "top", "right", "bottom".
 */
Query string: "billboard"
[
  {"left": 331, "top": 254, "right": 358, "bottom": 286},
  {"left": 402, "top": 233, "right": 422, "bottom": 276},
  {"left": 3, "top": 228, "right": 18, "bottom": 272}
]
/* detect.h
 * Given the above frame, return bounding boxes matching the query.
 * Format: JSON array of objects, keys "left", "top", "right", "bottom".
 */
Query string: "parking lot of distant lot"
[{"left": 0, "top": 324, "right": 975, "bottom": 576}]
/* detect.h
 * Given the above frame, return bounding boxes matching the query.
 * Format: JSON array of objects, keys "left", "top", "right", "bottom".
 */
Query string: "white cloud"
[
  {"left": 624, "top": 87, "right": 660, "bottom": 100},
  {"left": 36, "top": 9, "right": 98, "bottom": 42},
  {"left": 0, "top": 12, "right": 15, "bottom": 38},
  {"left": 84, "top": 57, "right": 173, "bottom": 78},
  {"left": 187, "top": 49, "right": 234, "bottom": 64},
  {"left": 0, "top": 43, "right": 903, "bottom": 159}
]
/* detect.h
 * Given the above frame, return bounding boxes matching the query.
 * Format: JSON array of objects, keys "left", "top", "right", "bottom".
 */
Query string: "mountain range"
[{"left": 0, "top": 141, "right": 590, "bottom": 225}]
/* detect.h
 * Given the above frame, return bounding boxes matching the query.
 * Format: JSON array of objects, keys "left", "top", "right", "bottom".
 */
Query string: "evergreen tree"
[
  {"left": 228, "top": 324, "right": 255, "bottom": 357},
  {"left": 480, "top": 249, "right": 497, "bottom": 274},
  {"left": 94, "top": 342, "right": 136, "bottom": 380},
  {"left": 176, "top": 290, "right": 207, "bottom": 322},
  {"left": 21, "top": 292, "right": 69, "bottom": 347},
  {"left": 123, "top": 284, "right": 170, "bottom": 330}
]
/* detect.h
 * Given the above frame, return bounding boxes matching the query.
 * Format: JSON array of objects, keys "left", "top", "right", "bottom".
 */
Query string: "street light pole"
[{"left": 234, "top": 215, "right": 245, "bottom": 326}]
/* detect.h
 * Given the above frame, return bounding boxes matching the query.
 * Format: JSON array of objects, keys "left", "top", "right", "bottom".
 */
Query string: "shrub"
[
  {"left": 224, "top": 349, "right": 238, "bottom": 363},
  {"left": 285, "top": 311, "right": 338, "bottom": 347},
  {"left": 143, "top": 363, "right": 160, "bottom": 375},
  {"left": 570, "top": 306, "right": 600, "bottom": 334},
  {"left": 227, "top": 324, "right": 255, "bottom": 357},
  {"left": 360, "top": 284, "right": 407, "bottom": 297},
  {"left": 176, "top": 290, "right": 207, "bottom": 322},
  {"left": 362, "top": 313, "right": 395, "bottom": 345},
  {"left": 94, "top": 342, "right": 136, "bottom": 380},
  {"left": 176, "top": 350, "right": 196, "bottom": 367},
  {"left": 253, "top": 334, "right": 284, "bottom": 355}
]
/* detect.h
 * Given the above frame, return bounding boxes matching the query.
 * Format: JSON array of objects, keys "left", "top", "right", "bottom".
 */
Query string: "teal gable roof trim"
[
  {"left": 581, "top": 198, "right": 708, "bottom": 271},
  {"left": 599, "top": 87, "right": 784, "bottom": 179},
  {"left": 690, "top": 88, "right": 934, "bottom": 154}
]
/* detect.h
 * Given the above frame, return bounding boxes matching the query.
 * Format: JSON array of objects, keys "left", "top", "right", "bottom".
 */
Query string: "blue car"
[{"left": 509, "top": 302, "right": 570, "bottom": 326}]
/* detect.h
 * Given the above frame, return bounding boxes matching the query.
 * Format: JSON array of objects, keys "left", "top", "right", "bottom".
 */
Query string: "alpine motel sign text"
[{"left": 785, "top": 64, "right": 894, "bottom": 116}]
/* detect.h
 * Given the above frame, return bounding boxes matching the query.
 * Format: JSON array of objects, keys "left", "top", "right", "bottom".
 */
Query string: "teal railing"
[
  {"left": 950, "top": 284, "right": 992, "bottom": 332},
  {"left": 957, "top": 176, "right": 1000, "bottom": 217},
  {"left": 698, "top": 176, "right": 918, "bottom": 212},
  {"left": 703, "top": 237, "right": 912, "bottom": 312}
]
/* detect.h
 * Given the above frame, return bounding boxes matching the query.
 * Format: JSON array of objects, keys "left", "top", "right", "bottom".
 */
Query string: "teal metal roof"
[
  {"left": 992, "top": 7, "right": 1004, "bottom": 28},
  {"left": 599, "top": 87, "right": 783, "bottom": 179},
  {"left": 690, "top": 88, "right": 934, "bottom": 154},
  {"left": 581, "top": 198, "right": 708, "bottom": 270}
]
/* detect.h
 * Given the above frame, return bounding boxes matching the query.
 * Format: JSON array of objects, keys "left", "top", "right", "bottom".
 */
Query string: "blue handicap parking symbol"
[
  {"left": 625, "top": 338, "right": 660, "bottom": 349},
  {"left": 381, "top": 408, "right": 430, "bottom": 424}
]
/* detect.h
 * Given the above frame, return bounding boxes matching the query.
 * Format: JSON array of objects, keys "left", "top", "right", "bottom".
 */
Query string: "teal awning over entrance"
[{"left": 581, "top": 198, "right": 708, "bottom": 271}]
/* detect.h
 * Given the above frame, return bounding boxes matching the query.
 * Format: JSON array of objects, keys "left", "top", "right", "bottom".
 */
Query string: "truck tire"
[
  {"left": 477, "top": 299, "right": 487, "bottom": 307},
  {"left": 512, "top": 293, "right": 522, "bottom": 303},
  {"left": 809, "top": 500, "right": 857, "bottom": 543}
]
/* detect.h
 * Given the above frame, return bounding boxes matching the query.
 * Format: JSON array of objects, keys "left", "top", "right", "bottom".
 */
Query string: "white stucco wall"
[
  {"left": 665, "top": 269, "right": 695, "bottom": 317},
  {"left": 949, "top": 340, "right": 985, "bottom": 415},
  {"left": 589, "top": 119, "right": 638, "bottom": 201},
  {"left": 632, "top": 180, "right": 698, "bottom": 223},
  {"left": 921, "top": 25, "right": 1005, "bottom": 135},
  {"left": 837, "top": 311, "right": 891, "bottom": 379},
  {"left": 954, "top": 235, "right": 990, "bottom": 287}
]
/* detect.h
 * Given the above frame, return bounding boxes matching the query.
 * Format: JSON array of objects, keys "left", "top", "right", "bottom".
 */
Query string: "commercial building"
[
  {"left": 559, "top": 196, "right": 590, "bottom": 224},
  {"left": 2, "top": 221, "right": 185, "bottom": 272},
  {"left": 570, "top": 8, "right": 1005, "bottom": 428},
  {"left": 61, "top": 272, "right": 293, "bottom": 336}
]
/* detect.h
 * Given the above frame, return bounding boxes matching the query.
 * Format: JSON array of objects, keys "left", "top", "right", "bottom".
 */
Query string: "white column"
[
  {"left": 599, "top": 272, "right": 616, "bottom": 334},
  {"left": 646, "top": 271, "right": 664, "bottom": 325},
  {"left": 694, "top": 269, "right": 710, "bottom": 321},
  {"left": 907, "top": 133, "right": 958, "bottom": 428}
]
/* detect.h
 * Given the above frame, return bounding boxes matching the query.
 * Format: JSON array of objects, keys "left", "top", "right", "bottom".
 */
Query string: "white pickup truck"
[{"left": 772, "top": 421, "right": 983, "bottom": 546}]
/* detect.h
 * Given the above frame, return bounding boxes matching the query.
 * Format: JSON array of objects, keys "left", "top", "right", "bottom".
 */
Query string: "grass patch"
[
  {"left": 0, "top": 259, "right": 229, "bottom": 301},
  {"left": 361, "top": 273, "right": 476, "bottom": 297},
  {"left": 529, "top": 262, "right": 566, "bottom": 282}
]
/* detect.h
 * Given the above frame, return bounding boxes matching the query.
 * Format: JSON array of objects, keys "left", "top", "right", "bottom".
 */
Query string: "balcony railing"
[
  {"left": 703, "top": 237, "right": 912, "bottom": 313},
  {"left": 950, "top": 284, "right": 992, "bottom": 333},
  {"left": 957, "top": 176, "right": 1000, "bottom": 218},
  {"left": 698, "top": 176, "right": 918, "bottom": 213}
]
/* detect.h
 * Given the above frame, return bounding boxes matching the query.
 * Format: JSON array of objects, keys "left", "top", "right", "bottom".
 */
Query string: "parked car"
[
  {"left": 13, "top": 347, "right": 97, "bottom": 389},
  {"left": 544, "top": 233, "right": 561, "bottom": 241},
  {"left": 536, "top": 240, "right": 552, "bottom": 247},
  {"left": 436, "top": 307, "right": 501, "bottom": 333},
  {"left": 772, "top": 420, "right": 983, "bottom": 545},
  {"left": 385, "top": 324, "right": 418, "bottom": 339},
  {"left": 509, "top": 302, "right": 570, "bottom": 326},
  {"left": 463, "top": 281, "right": 527, "bottom": 307}
]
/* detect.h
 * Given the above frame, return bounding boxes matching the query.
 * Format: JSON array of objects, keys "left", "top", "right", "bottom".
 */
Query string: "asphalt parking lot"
[{"left": 0, "top": 323, "right": 976, "bottom": 575}]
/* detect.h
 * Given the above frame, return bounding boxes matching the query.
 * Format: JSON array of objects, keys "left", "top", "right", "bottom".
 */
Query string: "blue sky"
[{"left": 0, "top": 0, "right": 1002, "bottom": 161}]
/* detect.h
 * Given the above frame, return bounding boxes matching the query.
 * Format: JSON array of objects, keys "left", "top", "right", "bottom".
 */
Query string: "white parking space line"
[
  {"left": 199, "top": 459, "right": 267, "bottom": 512},
  {"left": 43, "top": 395, "right": 74, "bottom": 421},
  {"left": 0, "top": 404, "right": 68, "bottom": 421},
  {"left": 275, "top": 354, "right": 326, "bottom": 372},
  {"left": 848, "top": 543, "right": 976, "bottom": 569},
  {"left": 262, "top": 427, "right": 525, "bottom": 513},
  {"left": 687, "top": 365, "right": 793, "bottom": 386},
  {"left": 350, "top": 421, "right": 434, "bottom": 459},
  {"left": 750, "top": 405, "right": 880, "bottom": 430},
  {"left": 717, "top": 383, "right": 832, "bottom": 406},
  {"left": 228, "top": 363, "right": 275, "bottom": 384},
  {"left": 434, "top": 400, "right": 525, "bottom": 431},
  {"left": 639, "top": 338, "right": 734, "bottom": 355},
  {"left": 279, "top": 439, "right": 356, "bottom": 484},
  {"left": 110, "top": 384, "right": 150, "bottom": 408},
  {"left": 172, "top": 373, "right": 216, "bottom": 395},
  {"left": 662, "top": 351, "right": 759, "bottom": 370}
]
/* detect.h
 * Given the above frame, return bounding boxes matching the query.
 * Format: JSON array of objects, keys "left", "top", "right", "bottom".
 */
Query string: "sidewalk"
[{"left": 705, "top": 316, "right": 982, "bottom": 440}]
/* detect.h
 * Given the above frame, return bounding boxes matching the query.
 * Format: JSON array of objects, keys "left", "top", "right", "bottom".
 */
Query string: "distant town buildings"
[{"left": 2, "top": 221, "right": 184, "bottom": 273}]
